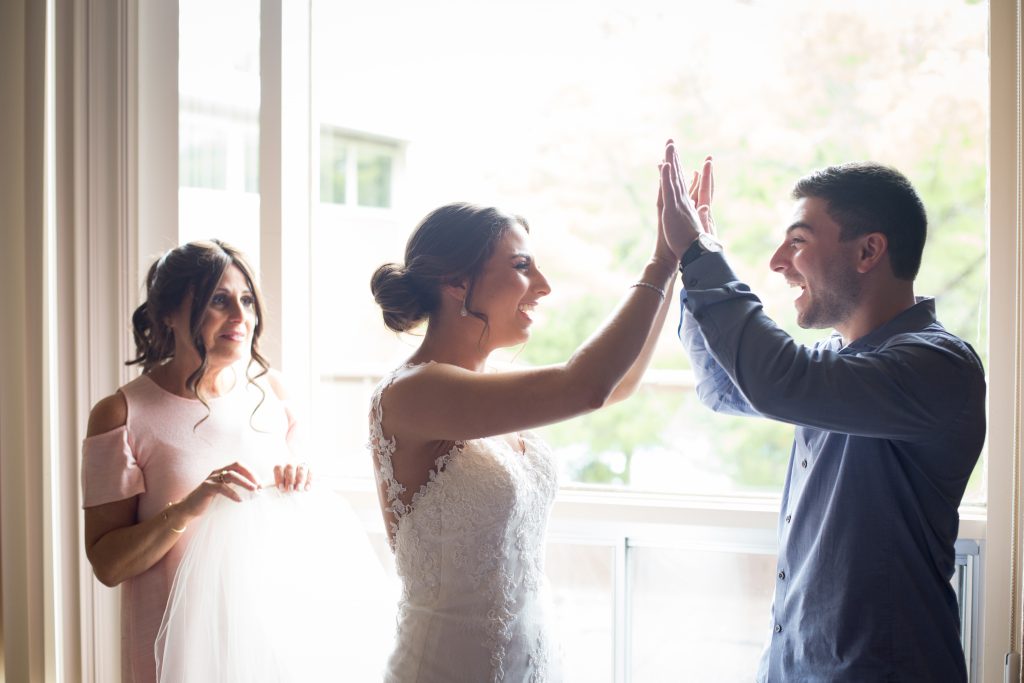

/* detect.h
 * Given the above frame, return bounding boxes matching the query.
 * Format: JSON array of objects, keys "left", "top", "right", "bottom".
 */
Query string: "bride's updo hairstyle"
[{"left": 371, "top": 202, "right": 529, "bottom": 333}]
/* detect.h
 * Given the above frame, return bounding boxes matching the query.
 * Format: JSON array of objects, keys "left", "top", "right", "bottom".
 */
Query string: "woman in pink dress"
[{"left": 81, "top": 240, "right": 311, "bottom": 682}]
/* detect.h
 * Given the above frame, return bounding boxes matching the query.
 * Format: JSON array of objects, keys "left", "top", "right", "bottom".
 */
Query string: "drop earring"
[{"left": 460, "top": 303, "right": 468, "bottom": 317}]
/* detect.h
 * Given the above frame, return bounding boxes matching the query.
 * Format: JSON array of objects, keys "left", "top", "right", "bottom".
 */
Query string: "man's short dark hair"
[{"left": 792, "top": 162, "right": 927, "bottom": 281}]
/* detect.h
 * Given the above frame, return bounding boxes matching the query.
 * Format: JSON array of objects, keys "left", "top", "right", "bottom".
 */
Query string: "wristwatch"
[{"left": 679, "top": 232, "right": 723, "bottom": 272}]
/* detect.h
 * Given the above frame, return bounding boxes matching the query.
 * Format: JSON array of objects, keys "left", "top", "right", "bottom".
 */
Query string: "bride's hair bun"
[
  {"left": 370, "top": 202, "right": 530, "bottom": 334},
  {"left": 370, "top": 263, "right": 432, "bottom": 333}
]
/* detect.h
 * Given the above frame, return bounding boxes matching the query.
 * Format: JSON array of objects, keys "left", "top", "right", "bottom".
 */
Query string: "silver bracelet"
[{"left": 630, "top": 281, "right": 666, "bottom": 300}]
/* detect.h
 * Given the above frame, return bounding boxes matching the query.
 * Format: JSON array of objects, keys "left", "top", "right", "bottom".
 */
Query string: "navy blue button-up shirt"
[{"left": 679, "top": 253, "right": 986, "bottom": 683}]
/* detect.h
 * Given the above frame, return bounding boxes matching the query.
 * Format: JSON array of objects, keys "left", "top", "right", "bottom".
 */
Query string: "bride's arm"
[
  {"left": 598, "top": 164, "right": 709, "bottom": 406},
  {"left": 386, "top": 256, "right": 673, "bottom": 443},
  {"left": 602, "top": 184, "right": 682, "bottom": 405},
  {"left": 385, "top": 168, "right": 706, "bottom": 443},
  {"left": 603, "top": 275, "right": 676, "bottom": 405}
]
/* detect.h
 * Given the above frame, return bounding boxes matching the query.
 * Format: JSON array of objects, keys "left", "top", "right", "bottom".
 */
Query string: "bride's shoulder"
[
  {"left": 380, "top": 361, "right": 488, "bottom": 411},
  {"left": 387, "top": 360, "right": 462, "bottom": 391}
]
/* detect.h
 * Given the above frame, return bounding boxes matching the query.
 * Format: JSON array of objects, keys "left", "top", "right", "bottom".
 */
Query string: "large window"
[
  {"left": 302, "top": 3, "right": 990, "bottom": 681},
  {"left": 309, "top": 0, "right": 989, "bottom": 503}
]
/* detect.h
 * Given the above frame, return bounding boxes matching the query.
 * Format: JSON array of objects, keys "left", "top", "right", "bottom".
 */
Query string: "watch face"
[{"left": 698, "top": 232, "right": 723, "bottom": 252}]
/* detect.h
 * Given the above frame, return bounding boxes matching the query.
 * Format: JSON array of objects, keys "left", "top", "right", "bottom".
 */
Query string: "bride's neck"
[{"left": 411, "top": 323, "right": 491, "bottom": 373}]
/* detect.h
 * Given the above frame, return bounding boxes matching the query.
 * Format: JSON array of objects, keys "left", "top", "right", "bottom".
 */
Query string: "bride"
[{"left": 367, "top": 168, "right": 708, "bottom": 682}]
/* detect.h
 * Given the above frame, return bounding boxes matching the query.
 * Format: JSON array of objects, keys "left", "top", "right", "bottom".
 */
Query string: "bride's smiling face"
[{"left": 467, "top": 222, "right": 551, "bottom": 348}]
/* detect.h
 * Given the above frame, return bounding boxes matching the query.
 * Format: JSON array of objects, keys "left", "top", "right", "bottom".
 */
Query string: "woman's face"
[
  {"left": 467, "top": 222, "right": 551, "bottom": 348},
  {"left": 170, "top": 264, "right": 258, "bottom": 367}
]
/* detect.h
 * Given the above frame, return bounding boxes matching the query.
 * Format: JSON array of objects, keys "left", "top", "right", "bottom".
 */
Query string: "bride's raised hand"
[
  {"left": 652, "top": 185, "right": 677, "bottom": 269},
  {"left": 689, "top": 155, "right": 715, "bottom": 235}
]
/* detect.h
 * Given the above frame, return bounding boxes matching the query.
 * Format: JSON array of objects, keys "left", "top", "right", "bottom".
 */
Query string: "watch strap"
[{"left": 679, "top": 236, "right": 706, "bottom": 271}]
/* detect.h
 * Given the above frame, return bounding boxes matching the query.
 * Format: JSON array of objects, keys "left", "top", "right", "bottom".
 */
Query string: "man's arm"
[
  {"left": 678, "top": 289, "right": 760, "bottom": 418},
  {"left": 682, "top": 253, "right": 984, "bottom": 441},
  {"left": 662, "top": 144, "right": 759, "bottom": 417},
  {"left": 660, "top": 141, "right": 983, "bottom": 442}
]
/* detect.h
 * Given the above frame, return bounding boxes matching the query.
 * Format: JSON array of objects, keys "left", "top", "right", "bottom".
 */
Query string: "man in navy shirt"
[{"left": 659, "top": 141, "right": 986, "bottom": 682}]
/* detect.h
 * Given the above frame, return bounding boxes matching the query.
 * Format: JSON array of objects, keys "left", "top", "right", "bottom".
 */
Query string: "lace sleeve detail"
[
  {"left": 368, "top": 369, "right": 408, "bottom": 543},
  {"left": 368, "top": 361, "right": 463, "bottom": 550}
]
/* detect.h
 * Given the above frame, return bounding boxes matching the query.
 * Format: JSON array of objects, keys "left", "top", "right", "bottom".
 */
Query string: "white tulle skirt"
[{"left": 155, "top": 488, "right": 396, "bottom": 682}]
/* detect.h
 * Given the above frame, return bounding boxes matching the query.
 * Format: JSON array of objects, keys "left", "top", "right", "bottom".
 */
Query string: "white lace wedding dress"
[{"left": 369, "top": 363, "right": 563, "bottom": 683}]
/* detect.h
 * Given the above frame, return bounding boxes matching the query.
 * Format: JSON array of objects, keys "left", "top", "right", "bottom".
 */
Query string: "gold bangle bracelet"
[{"left": 163, "top": 503, "right": 187, "bottom": 534}]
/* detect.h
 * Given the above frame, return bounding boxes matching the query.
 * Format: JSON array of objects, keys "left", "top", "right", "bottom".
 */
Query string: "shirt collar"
[{"left": 840, "top": 297, "right": 937, "bottom": 352}]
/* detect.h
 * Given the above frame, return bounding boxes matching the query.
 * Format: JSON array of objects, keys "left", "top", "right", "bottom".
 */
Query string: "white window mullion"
[
  {"left": 345, "top": 140, "right": 358, "bottom": 206},
  {"left": 615, "top": 537, "right": 629, "bottom": 683},
  {"left": 259, "top": 0, "right": 313, "bottom": 418}
]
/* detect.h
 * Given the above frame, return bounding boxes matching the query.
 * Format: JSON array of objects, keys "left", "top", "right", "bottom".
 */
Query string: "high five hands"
[{"left": 659, "top": 140, "right": 715, "bottom": 259}]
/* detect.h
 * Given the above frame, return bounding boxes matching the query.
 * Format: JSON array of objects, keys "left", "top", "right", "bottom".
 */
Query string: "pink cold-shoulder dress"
[{"left": 81, "top": 370, "right": 296, "bottom": 683}]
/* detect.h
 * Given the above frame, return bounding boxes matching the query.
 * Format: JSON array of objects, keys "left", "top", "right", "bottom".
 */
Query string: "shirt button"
[
  {"left": 778, "top": 570, "right": 786, "bottom": 580},
  {"left": 785, "top": 514, "right": 792, "bottom": 523},
  {"left": 801, "top": 459, "right": 808, "bottom": 468},
  {"left": 774, "top": 624, "right": 783, "bottom": 633}
]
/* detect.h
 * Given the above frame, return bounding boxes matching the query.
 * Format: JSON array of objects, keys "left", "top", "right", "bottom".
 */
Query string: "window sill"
[{"left": 332, "top": 477, "right": 988, "bottom": 545}]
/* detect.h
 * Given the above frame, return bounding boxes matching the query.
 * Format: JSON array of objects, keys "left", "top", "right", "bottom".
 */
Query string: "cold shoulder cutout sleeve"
[{"left": 81, "top": 426, "right": 146, "bottom": 507}]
